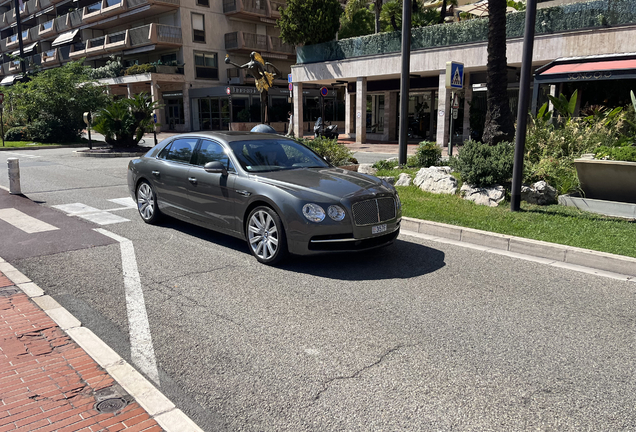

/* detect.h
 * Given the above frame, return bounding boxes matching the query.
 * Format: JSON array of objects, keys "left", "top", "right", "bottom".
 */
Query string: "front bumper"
[{"left": 287, "top": 220, "right": 401, "bottom": 255}]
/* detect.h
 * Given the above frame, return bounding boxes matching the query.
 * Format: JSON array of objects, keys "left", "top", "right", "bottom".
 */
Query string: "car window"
[
  {"left": 163, "top": 138, "right": 197, "bottom": 164},
  {"left": 229, "top": 139, "right": 329, "bottom": 172},
  {"left": 194, "top": 140, "right": 235, "bottom": 172}
]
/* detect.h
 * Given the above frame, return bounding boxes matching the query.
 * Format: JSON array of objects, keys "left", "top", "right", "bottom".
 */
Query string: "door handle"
[
  {"left": 151, "top": 170, "right": 160, "bottom": 176},
  {"left": 188, "top": 177, "right": 198, "bottom": 184}
]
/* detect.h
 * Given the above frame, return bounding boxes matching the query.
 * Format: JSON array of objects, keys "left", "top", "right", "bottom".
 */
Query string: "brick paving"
[{"left": 0, "top": 271, "right": 163, "bottom": 432}]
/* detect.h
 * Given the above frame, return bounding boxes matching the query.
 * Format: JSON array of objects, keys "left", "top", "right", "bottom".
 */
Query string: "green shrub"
[
  {"left": 296, "top": 136, "right": 353, "bottom": 166},
  {"left": 373, "top": 159, "right": 399, "bottom": 170},
  {"left": 414, "top": 141, "right": 442, "bottom": 167},
  {"left": 124, "top": 64, "right": 156, "bottom": 76},
  {"left": 449, "top": 140, "right": 514, "bottom": 187},
  {"left": 5, "top": 126, "right": 29, "bottom": 141},
  {"left": 595, "top": 145, "right": 636, "bottom": 162},
  {"left": 27, "top": 115, "right": 71, "bottom": 143}
]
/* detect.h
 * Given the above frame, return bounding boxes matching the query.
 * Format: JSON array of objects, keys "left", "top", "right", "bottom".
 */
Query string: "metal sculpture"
[{"left": 225, "top": 52, "right": 282, "bottom": 124}]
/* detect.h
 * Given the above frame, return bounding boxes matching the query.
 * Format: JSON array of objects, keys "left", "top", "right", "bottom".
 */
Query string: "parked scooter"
[{"left": 314, "top": 118, "right": 338, "bottom": 139}]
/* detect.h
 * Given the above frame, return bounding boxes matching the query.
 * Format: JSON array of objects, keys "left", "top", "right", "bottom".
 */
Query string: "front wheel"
[
  {"left": 136, "top": 181, "right": 161, "bottom": 224},
  {"left": 246, "top": 206, "right": 288, "bottom": 265}
]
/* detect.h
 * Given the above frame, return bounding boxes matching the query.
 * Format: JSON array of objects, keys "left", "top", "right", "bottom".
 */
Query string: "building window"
[
  {"left": 196, "top": 0, "right": 209, "bottom": 6},
  {"left": 194, "top": 52, "right": 218, "bottom": 80},
  {"left": 192, "top": 13, "right": 205, "bottom": 43}
]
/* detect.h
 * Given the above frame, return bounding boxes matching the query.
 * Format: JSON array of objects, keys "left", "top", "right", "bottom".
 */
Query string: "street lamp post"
[
  {"left": 511, "top": 0, "right": 538, "bottom": 211},
  {"left": 13, "top": 0, "right": 27, "bottom": 76},
  {"left": 398, "top": 0, "right": 412, "bottom": 166}
]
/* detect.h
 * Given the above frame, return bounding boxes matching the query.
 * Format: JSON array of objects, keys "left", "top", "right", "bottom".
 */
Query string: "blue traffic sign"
[
  {"left": 320, "top": 86, "right": 328, "bottom": 97},
  {"left": 153, "top": 113, "right": 157, "bottom": 124},
  {"left": 445, "top": 61, "right": 464, "bottom": 89},
  {"left": 288, "top": 73, "right": 292, "bottom": 83}
]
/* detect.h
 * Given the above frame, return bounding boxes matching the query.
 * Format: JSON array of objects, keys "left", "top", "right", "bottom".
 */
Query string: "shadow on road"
[
  {"left": 160, "top": 219, "right": 446, "bottom": 281},
  {"left": 279, "top": 239, "right": 445, "bottom": 280}
]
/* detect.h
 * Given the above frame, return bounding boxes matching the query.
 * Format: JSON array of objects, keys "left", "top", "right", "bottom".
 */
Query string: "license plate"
[{"left": 372, "top": 224, "right": 387, "bottom": 234}]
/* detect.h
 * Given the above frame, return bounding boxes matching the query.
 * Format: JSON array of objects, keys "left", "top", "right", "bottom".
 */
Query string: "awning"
[
  {"left": 1, "top": 74, "right": 22, "bottom": 86},
  {"left": 535, "top": 54, "right": 636, "bottom": 83},
  {"left": 11, "top": 42, "right": 37, "bottom": 56},
  {"left": 540, "top": 59, "right": 636, "bottom": 75},
  {"left": 51, "top": 29, "right": 79, "bottom": 47}
]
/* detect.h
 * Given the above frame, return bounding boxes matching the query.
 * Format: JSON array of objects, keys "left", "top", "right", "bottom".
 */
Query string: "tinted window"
[
  {"left": 228, "top": 139, "right": 329, "bottom": 172},
  {"left": 164, "top": 138, "right": 197, "bottom": 163},
  {"left": 195, "top": 140, "right": 233, "bottom": 171}
]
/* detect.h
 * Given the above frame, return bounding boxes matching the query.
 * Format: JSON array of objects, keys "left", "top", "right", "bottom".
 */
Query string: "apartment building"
[{"left": 0, "top": 0, "right": 297, "bottom": 131}]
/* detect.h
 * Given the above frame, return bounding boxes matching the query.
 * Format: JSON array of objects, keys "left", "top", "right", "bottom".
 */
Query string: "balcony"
[
  {"left": 81, "top": 0, "right": 128, "bottom": 24},
  {"left": 127, "top": 23, "right": 181, "bottom": 48},
  {"left": 69, "top": 41, "right": 86, "bottom": 59},
  {"left": 268, "top": 35, "right": 293, "bottom": 55},
  {"left": 38, "top": 19, "right": 58, "bottom": 39},
  {"left": 223, "top": 0, "right": 269, "bottom": 22},
  {"left": 225, "top": 31, "right": 267, "bottom": 53},
  {"left": 269, "top": 0, "right": 284, "bottom": 19},
  {"left": 40, "top": 48, "right": 60, "bottom": 66},
  {"left": 6, "top": 31, "right": 30, "bottom": 49}
]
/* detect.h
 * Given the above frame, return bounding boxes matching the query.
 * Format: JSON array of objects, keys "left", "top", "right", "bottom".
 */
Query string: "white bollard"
[{"left": 7, "top": 158, "right": 21, "bottom": 195}]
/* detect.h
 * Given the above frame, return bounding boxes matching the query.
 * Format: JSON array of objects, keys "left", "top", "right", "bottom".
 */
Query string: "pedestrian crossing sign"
[{"left": 445, "top": 61, "right": 464, "bottom": 89}]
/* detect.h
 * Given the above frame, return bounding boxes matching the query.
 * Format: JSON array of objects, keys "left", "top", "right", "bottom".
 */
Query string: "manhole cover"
[{"left": 95, "top": 397, "right": 128, "bottom": 413}]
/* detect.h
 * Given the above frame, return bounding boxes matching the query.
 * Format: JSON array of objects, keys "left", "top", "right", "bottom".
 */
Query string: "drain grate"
[{"left": 95, "top": 397, "right": 128, "bottom": 413}]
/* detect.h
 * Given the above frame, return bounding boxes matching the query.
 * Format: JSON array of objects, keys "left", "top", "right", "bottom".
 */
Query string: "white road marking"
[
  {"left": 108, "top": 197, "right": 137, "bottom": 208},
  {"left": 1, "top": 152, "right": 41, "bottom": 159},
  {"left": 94, "top": 228, "right": 160, "bottom": 385},
  {"left": 53, "top": 203, "right": 102, "bottom": 215},
  {"left": 0, "top": 208, "right": 59, "bottom": 233},
  {"left": 78, "top": 212, "right": 130, "bottom": 225},
  {"left": 53, "top": 202, "right": 131, "bottom": 225}
]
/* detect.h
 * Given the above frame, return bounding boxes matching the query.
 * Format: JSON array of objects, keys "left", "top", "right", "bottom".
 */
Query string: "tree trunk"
[
  {"left": 374, "top": 0, "right": 381, "bottom": 33},
  {"left": 439, "top": 0, "right": 447, "bottom": 24},
  {"left": 482, "top": 0, "right": 515, "bottom": 145}
]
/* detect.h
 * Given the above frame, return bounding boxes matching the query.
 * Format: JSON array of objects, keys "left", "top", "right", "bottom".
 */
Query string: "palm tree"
[{"left": 482, "top": 0, "right": 515, "bottom": 145}]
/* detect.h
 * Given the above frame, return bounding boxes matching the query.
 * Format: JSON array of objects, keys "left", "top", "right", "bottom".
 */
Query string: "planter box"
[{"left": 574, "top": 159, "right": 636, "bottom": 204}]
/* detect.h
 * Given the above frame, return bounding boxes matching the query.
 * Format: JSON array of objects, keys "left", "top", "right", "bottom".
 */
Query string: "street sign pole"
[
  {"left": 1, "top": 106, "right": 4, "bottom": 147},
  {"left": 448, "top": 91, "right": 455, "bottom": 156},
  {"left": 153, "top": 113, "right": 158, "bottom": 145}
]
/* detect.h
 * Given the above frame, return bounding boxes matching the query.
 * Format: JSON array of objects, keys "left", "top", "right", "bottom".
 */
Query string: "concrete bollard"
[{"left": 7, "top": 158, "right": 21, "bottom": 195}]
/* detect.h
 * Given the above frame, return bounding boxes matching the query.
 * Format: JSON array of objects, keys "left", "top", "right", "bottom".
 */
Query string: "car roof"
[{"left": 171, "top": 131, "right": 290, "bottom": 143}]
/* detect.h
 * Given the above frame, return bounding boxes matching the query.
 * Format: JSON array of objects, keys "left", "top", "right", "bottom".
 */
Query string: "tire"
[
  {"left": 136, "top": 181, "right": 161, "bottom": 224},
  {"left": 246, "top": 206, "right": 288, "bottom": 265}
]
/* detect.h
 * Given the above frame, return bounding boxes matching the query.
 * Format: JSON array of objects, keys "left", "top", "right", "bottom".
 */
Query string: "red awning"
[{"left": 540, "top": 59, "right": 636, "bottom": 75}]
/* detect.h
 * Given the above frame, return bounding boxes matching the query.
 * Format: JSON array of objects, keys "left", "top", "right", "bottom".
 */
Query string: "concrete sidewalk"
[{"left": 0, "top": 263, "right": 202, "bottom": 432}]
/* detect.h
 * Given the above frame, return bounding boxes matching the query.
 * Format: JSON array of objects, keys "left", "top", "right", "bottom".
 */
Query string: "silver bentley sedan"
[{"left": 127, "top": 132, "right": 401, "bottom": 264}]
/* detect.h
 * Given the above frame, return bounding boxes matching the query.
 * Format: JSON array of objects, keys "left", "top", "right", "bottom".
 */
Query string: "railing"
[
  {"left": 128, "top": 24, "right": 151, "bottom": 46},
  {"left": 269, "top": 0, "right": 284, "bottom": 16},
  {"left": 223, "top": 0, "right": 237, "bottom": 13},
  {"left": 107, "top": 31, "right": 126, "bottom": 44},
  {"left": 41, "top": 19, "right": 54, "bottom": 31},
  {"left": 297, "top": 0, "right": 636, "bottom": 64},
  {"left": 243, "top": 0, "right": 266, "bottom": 14},
  {"left": 69, "top": 9, "right": 83, "bottom": 27},
  {"left": 269, "top": 36, "right": 294, "bottom": 54},
  {"left": 244, "top": 32, "right": 267, "bottom": 51},
  {"left": 87, "top": 36, "right": 105, "bottom": 48},
  {"left": 86, "top": 1, "right": 102, "bottom": 13},
  {"left": 55, "top": 15, "right": 69, "bottom": 32},
  {"left": 156, "top": 24, "right": 181, "bottom": 44}
]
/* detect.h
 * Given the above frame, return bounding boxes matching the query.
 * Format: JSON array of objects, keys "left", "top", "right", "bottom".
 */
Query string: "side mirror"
[{"left": 204, "top": 161, "right": 228, "bottom": 176}]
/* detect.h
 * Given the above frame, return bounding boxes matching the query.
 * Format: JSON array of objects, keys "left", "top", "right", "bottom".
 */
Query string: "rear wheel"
[
  {"left": 136, "top": 181, "right": 161, "bottom": 224},
  {"left": 246, "top": 206, "right": 288, "bottom": 265}
]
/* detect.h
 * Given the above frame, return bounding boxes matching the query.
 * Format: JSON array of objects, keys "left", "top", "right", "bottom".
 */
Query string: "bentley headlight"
[
  {"left": 302, "top": 203, "right": 325, "bottom": 222},
  {"left": 327, "top": 205, "right": 346, "bottom": 221},
  {"left": 396, "top": 194, "right": 402, "bottom": 210}
]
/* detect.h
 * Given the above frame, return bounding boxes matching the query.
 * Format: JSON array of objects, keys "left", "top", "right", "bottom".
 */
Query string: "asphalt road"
[{"left": 1, "top": 148, "right": 636, "bottom": 431}]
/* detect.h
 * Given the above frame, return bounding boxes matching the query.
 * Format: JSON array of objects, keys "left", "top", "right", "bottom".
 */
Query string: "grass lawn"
[
  {"left": 396, "top": 185, "right": 636, "bottom": 258},
  {"left": 0, "top": 141, "right": 73, "bottom": 148}
]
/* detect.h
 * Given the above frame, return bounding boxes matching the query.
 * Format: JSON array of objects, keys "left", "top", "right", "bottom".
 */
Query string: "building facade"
[
  {"left": 290, "top": 0, "right": 636, "bottom": 145},
  {"left": 0, "top": 0, "right": 299, "bottom": 132}
]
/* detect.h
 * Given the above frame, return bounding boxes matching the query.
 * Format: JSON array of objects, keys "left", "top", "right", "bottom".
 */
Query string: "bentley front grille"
[{"left": 352, "top": 197, "right": 396, "bottom": 226}]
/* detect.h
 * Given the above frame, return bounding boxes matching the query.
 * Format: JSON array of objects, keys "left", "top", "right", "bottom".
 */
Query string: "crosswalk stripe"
[
  {"left": 1, "top": 152, "right": 41, "bottom": 159},
  {"left": 0, "top": 208, "right": 59, "bottom": 233}
]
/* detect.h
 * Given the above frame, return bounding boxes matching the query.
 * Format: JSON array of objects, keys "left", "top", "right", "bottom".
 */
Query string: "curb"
[
  {"left": 402, "top": 217, "right": 636, "bottom": 278},
  {"left": 74, "top": 150, "right": 149, "bottom": 158},
  {"left": 0, "top": 256, "right": 204, "bottom": 432},
  {"left": 0, "top": 144, "right": 94, "bottom": 151}
]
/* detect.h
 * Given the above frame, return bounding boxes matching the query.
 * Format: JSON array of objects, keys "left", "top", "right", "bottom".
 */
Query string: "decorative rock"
[
  {"left": 386, "top": 157, "right": 399, "bottom": 163},
  {"left": 460, "top": 184, "right": 506, "bottom": 207},
  {"left": 358, "top": 164, "right": 378, "bottom": 175},
  {"left": 413, "top": 166, "right": 457, "bottom": 195},
  {"left": 521, "top": 181, "right": 558, "bottom": 205},
  {"left": 378, "top": 176, "right": 395, "bottom": 185},
  {"left": 395, "top": 173, "right": 412, "bottom": 187}
]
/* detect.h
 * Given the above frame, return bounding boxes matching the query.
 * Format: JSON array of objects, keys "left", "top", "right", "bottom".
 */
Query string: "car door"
[
  {"left": 186, "top": 139, "right": 237, "bottom": 233},
  {"left": 152, "top": 137, "right": 199, "bottom": 218}
]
